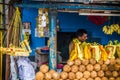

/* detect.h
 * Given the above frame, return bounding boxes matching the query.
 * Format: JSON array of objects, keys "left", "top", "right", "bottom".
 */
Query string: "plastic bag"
[{"left": 17, "top": 57, "right": 35, "bottom": 80}]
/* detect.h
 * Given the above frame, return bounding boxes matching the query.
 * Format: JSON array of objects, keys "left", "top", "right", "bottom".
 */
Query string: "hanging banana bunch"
[
  {"left": 116, "top": 24, "right": 120, "bottom": 34},
  {"left": 112, "top": 24, "right": 119, "bottom": 32},
  {"left": 102, "top": 24, "right": 120, "bottom": 35},
  {"left": 102, "top": 25, "right": 113, "bottom": 35}
]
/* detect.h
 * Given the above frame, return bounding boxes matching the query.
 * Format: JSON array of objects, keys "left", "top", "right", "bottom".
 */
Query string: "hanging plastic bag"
[
  {"left": 105, "top": 41, "right": 116, "bottom": 59},
  {"left": 91, "top": 46, "right": 101, "bottom": 62},
  {"left": 17, "top": 57, "right": 35, "bottom": 80},
  {"left": 10, "top": 56, "right": 19, "bottom": 80}
]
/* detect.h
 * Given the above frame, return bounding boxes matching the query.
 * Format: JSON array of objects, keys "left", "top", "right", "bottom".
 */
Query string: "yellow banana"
[
  {"left": 106, "top": 27, "right": 110, "bottom": 34},
  {"left": 102, "top": 25, "right": 108, "bottom": 33},
  {"left": 109, "top": 27, "right": 113, "bottom": 35},
  {"left": 117, "top": 28, "right": 120, "bottom": 34},
  {"left": 116, "top": 46, "right": 120, "bottom": 58},
  {"left": 84, "top": 44, "right": 91, "bottom": 59},
  {"left": 114, "top": 24, "right": 119, "bottom": 31},
  {"left": 99, "top": 45, "right": 108, "bottom": 61}
]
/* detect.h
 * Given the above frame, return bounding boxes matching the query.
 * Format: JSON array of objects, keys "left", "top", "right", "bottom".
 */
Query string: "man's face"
[{"left": 78, "top": 33, "right": 88, "bottom": 42}]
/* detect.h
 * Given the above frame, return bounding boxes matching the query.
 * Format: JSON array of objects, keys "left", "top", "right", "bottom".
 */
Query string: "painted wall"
[
  {"left": 22, "top": 8, "right": 45, "bottom": 56},
  {"left": 22, "top": 8, "right": 120, "bottom": 56},
  {"left": 58, "top": 12, "right": 120, "bottom": 45}
]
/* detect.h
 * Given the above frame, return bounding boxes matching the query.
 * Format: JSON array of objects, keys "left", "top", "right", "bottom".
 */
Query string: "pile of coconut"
[{"left": 35, "top": 58, "right": 120, "bottom": 80}]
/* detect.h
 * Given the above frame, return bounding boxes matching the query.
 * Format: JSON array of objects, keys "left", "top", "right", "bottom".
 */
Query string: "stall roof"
[
  {"left": 15, "top": 1, "right": 120, "bottom": 9},
  {"left": 29, "top": 0, "right": 120, "bottom": 3},
  {"left": 14, "top": 0, "right": 120, "bottom": 16}
]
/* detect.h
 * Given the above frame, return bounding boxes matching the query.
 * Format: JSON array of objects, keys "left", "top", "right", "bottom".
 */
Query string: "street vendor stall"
[{"left": 0, "top": 0, "right": 120, "bottom": 80}]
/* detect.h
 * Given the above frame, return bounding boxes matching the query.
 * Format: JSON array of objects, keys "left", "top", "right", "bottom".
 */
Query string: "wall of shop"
[
  {"left": 22, "top": 8, "right": 46, "bottom": 56},
  {"left": 22, "top": 8, "right": 120, "bottom": 56}
]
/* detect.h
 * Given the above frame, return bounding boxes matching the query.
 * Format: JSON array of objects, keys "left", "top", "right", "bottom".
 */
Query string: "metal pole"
[
  {"left": 2, "top": 0, "right": 5, "bottom": 29},
  {"left": 49, "top": 9, "right": 57, "bottom": 70},
  {"left": 0, "top": 0, "right": 3, "bottom": 80},
  {"left": 0, "top": 30, "right": 2, "bottom": 80}
]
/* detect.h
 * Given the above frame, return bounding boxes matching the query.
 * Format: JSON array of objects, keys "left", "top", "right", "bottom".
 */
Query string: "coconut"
[
  {"left": 79, "top": 65, "right": 86, "bottom": 72},
  {"left": 76, "top": 72, "right": 83, "bottom": 79},
  {"left": 112, "top": 71, "right": 118, "bottom": 77},
  {"left": 80, "top": 78, "right": 86, "bottom": 80},
  {"left": 68, "top": 72, "right": 75, "bottom": 79},
  {"left": 45, "top": 72, "right": 52, "bottom": 80},
  {"left": 98, "top": 60, "right": 104, "bottom": 65},
  {"left": 67, "top": 60, "right": 74, "bottom": 66},
  {"left": 39, "top": 64, "right": 49, "bottom": 73},
  {"left": 86, "top": 64, "right": 94, "bottom": 71},
  {"left": 60, "top": 71, "right": 68, "bottom": 79},
  {"left": 90, "top": 58, "right": 96, "bottom": 65},
  {"left": 74, "top": 59, "right": 81, "bottom": 66},
  {"left": 49, "top": 69, "right": 56, "bottom": 74},
  {"left": 95, "top": 77, "right": 101, "bottom": 80},
  {"left": 105, "top": 71, "right": 112, "bottom": 77},
  {"left": 108, "top": 64, "right": 114, "bottom": 71},
  {"left": 82, "top": 59, "right": 89, "bottom": 65},
  {"left": 63, "top": 65, "right": 71, "bottom": 72},
  {"left": 119, "top": 71, "right": 120, "bottom": 76},
  {"left": 97, "top": 70, "right": 104, "bottom": 77},
  {"left": 35, "top": 71, "right": 44, "bottom": 80},
  {"left": 87, "top": 78, "right": 94, "bottom": 80},
  {"left": 83, "top": 71, "right": 90, "bottom": 79},
  {"left": 114, "top": 64, "right": 120, "bottom": 71},
  {"left": 71, "top": 65, "right": 78, "bottom": 73},
  {"left": 101, "top": 77, "right": 108, "bottom": 80},
  {"left": 52, "top": 72, "right": 60, "bottom": 80},
  {"left": 109, "top": 77, "right": 115, "bottom": 80},
  {"left": 116, "top": 58, "right": 120, "bottom": 64},
  {"left": 110, "top": 59, "right": 116, "bottom": 65},
  {"left": 104, "top": 59, "right": 110, "bottom": 65},
  {"left": 90, "top": 71, "right": 97, "bottom": 78},
  {"left": 101, "top": 64, "right": 108, "bottom": 71},
  {"left": 116, "top": 77, "right": 120, "bottom": 80},
  {"left": 94, "top": 64, "right": 101, "bottom": 71}
]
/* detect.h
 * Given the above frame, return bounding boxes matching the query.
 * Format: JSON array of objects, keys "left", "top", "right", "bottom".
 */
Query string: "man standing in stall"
[{"left": 69, "top": 29, "right": 88, "bottom": 61}]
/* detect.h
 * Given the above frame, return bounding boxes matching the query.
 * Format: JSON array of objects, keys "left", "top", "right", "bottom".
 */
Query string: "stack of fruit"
[
  {"left": 35, "top": 40, "right": 120, "bottom": 80},
  {"left": 35, "top": 58, "right": 120, "bottom": 80},
  {"left": 35, "top": 64, "right": 60, "bottom": 80}
]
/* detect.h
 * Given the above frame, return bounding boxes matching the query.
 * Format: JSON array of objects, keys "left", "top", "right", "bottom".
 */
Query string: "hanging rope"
[{"left": 6, "top": 7, "right": 22, "bottom": 47}]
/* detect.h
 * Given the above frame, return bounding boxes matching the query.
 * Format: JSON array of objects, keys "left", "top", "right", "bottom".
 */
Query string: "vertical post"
[
  {"left": 2, "top": 0, "right": 5, "bottom": 29},
  {"left": 49, "top": 9, "right": 57, "bottom": 70},
  {"left": 0, "top": 31, "right": 2, "bottom": 80},
  {"left": 0, "top": 1, "right": 3, "bottom": 80}
]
